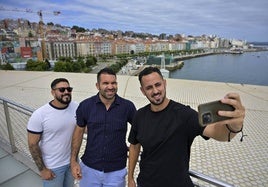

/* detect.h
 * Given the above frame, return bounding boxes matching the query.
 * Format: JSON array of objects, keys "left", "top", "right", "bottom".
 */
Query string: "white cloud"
[{"left": 0, "top": 0, "right": 267, "bottom": 41}]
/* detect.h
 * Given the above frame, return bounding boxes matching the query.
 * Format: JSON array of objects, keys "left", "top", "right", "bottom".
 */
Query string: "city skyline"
[{"left": 0, "top": 0, "right": 267, "bottom": 42}]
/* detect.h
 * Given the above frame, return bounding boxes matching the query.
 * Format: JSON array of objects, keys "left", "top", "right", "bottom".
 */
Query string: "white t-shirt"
[{"left": 27, "top": 101, "right": 78, "bottom": 169}]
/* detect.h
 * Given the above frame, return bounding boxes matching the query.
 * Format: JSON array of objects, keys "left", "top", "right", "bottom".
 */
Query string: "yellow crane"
[{"left": 0, "top": 7, "right": 60, "bottom": 61}]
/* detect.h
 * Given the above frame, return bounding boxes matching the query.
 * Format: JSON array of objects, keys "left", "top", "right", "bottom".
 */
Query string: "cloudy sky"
[{"left": 1, "top": 0, "right": 267, "bottom": 42}]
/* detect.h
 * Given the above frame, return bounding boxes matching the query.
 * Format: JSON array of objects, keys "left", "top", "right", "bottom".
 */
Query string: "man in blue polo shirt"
[{"left": 71, "top": 68, "right": 136, "bottom": 187}]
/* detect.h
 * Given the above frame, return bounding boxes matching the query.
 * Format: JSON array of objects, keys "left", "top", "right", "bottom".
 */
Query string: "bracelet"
[{"left": 225, "top": 124, "right": 246, "bottom": 142}]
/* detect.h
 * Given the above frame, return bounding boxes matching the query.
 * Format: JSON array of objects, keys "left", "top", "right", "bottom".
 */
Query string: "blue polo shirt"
[{"left": 76, "top": 93, "right": 136, "bottom": 172}]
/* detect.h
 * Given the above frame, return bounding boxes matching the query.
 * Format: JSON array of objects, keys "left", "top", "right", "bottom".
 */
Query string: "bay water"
[{"left": 170, "top": 50, "right": 268, "bottom": 86}]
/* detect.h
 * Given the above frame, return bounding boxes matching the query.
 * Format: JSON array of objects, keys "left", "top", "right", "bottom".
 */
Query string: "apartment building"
[
  {"left": 46, "top": 39, "right": 77, "bottom": 60},
  {"left": 1, "top": 27, "right": 244, "bottom": 62},
  {"left": 76, "top": 39, "right": 95, "bottom": 56},
  {"left": 113, "top": 39, "right": 130, "bottom": 54}
]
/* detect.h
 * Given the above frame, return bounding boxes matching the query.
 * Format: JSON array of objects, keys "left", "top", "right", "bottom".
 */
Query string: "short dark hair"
[
  {"left": 50, "top": 78, "right": 69, "bottom": 89},
  {"left": 138, "top": 67, "right": 163, "bottom": 83},
  {"left": 97, "top": 68, "right": 116, "bottom": 83}
]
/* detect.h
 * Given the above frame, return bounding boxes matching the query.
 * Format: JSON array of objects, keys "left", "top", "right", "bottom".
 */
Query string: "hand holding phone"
[{"left": 198, "top": 100, "right": 235, "bottom": 126}]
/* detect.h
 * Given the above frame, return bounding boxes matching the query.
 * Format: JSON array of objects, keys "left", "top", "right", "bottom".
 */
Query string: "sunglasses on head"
[{"left": 53, "top": 87, "right": 73, "bottom": 93}]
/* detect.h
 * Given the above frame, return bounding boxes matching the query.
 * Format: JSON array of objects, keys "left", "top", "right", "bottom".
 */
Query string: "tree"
[
  {"left": 58, "top": 56, "right": 72, "bottom": 62},
  {"left": 53, "top": 60, "right": 85, "bottom": 72},
  {"left": 72, "top": 25, "right": 86, "bottom": 32},
  {"left": 0, "top": 63, "right": 15, "bottom": 70},
  {"left": 28, "top": 31, "right": 34, "bottom": 37},
  {"left": 174, "top": 34, "right": 183, "bottom": 41},
  {"left": 54, "top": 61, "right": 67, "bottom": 72},
  {"left": 85, "top": 56, "right": 97, "bottom": 67},
  {"left": 72, "top": 62, "right": 82, "bottom": 72},
  {"left": 47, "top": 22, "right": 54, "bottom": 26},
  {"left": 26, "top": 59, "right": 49, "bottom": 71}
]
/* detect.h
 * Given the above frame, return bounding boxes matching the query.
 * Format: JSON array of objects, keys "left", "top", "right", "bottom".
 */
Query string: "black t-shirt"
[{"left": 128, "top": 100, "right": 207, "bottom": 187}]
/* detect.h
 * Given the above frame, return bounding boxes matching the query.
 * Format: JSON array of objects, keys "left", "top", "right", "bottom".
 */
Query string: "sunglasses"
[{"left": 53, "top": 87, "right": 73, "bottom": 93}]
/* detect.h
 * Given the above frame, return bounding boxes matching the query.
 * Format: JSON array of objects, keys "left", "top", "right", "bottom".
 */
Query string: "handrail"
[
  {"left": 189, "top": 170, "right": 234, "bottom": 187},
  {"left": 0, "top": 97, "right": 234, "bottom": 187},
  {"left": 0, "top": 97, "right": 34, "bottom": 154},
  {"left": 0, "top": 96, "right": 35, "bottom": 114},
  {"left": 3, "top": 99, "right": 17, "bottom": 153}
]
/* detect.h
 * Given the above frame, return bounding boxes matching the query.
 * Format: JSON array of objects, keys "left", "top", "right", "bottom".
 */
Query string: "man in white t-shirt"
[{"left": 27, "top": 78, "right": 78, "bottom": 187}]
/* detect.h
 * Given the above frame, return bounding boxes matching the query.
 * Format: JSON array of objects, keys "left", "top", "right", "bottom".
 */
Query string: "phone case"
[{"left": 198, "top": 100, "right": 234, "bottom": 126}]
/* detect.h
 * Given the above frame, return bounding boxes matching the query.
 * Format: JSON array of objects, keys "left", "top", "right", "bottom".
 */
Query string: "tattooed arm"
[{"left": 28, "top": 132, "right": 55, "bottom": 180}]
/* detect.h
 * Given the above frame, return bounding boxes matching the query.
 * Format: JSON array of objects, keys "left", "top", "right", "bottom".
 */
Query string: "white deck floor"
[{"left": 0, "top": 70, "right": 267, "bottom": 187}]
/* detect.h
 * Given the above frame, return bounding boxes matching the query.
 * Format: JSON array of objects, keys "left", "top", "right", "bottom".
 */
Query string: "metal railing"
[
  {"left": 0, "top": 96, "right": 234, "bottom": 187},
  {"left": 0, "top": 96, "right": 34, "bottom": 160}
]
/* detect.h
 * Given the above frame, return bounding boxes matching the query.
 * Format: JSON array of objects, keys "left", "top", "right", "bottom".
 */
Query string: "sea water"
[{"left": 170, "top": 51, "right": 268, "bottom": 86}]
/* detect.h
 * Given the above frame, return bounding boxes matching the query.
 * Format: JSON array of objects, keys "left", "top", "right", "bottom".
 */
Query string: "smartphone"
[{"left": 198, "top": 100, "right": 235, "bottom": 126}]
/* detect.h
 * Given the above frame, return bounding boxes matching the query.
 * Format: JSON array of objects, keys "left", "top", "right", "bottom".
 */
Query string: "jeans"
[
  {"left": 43, "top": 164, "right": 74, "bottom": 187},
  {"left": 79, "top": 162, "right": 127, "bottom": 187}
]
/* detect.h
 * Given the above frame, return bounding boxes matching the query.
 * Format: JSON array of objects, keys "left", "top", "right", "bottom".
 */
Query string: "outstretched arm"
[{"left": 203, "top": 93, "right": 245, "bottom": 141}]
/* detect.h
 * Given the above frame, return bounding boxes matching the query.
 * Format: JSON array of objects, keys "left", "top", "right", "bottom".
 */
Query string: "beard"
[
  {"left": 56, "top": 94, "right": 72, "bottom": 105},
  {"left": 148, "top": 92, "right": 166, "bottom": 106},
  {"left": 99, "top": 88, "right": 117, "bottom": 100}
]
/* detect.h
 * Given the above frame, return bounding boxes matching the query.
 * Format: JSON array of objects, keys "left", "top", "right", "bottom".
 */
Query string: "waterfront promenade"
[
  {"left": 0, "top": 70, "right": 267, "bottom": 186},
  {"left": 173, "top": 48, "right": 267, "bottom": 61}
]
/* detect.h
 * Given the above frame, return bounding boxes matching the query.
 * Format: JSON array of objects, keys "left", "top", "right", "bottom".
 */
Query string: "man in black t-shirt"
[{"left": 128, "top": 67, "right": 245, "bottom": 187}]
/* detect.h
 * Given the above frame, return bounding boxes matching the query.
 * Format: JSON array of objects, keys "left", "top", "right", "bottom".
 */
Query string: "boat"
[{"left": 225, "top": 48, "right": 244, "bottom": 54}]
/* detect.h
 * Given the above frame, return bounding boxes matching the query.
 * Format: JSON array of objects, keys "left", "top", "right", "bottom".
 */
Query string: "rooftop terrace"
[{"left": 0, "top": 70, "right": 267, "bottom": 186}]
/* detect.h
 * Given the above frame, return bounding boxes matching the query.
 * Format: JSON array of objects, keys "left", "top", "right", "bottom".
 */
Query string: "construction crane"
[
  {"left": 36, "top": 10, "right": 61, "bottom": 61},
  {"left": 0, "top": 7, "right": 60, "bottom": 61}
]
